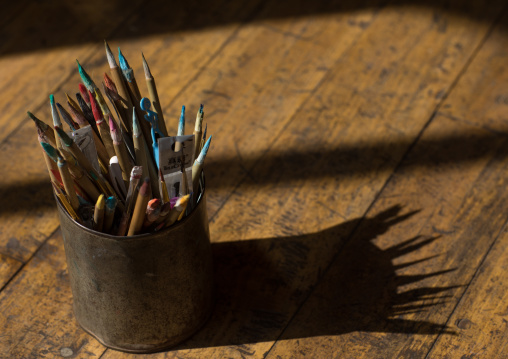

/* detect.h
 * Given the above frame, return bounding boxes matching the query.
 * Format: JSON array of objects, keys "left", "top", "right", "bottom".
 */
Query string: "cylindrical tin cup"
[{"left": 56, "top": 188, "right": 214, "bottom": 353}]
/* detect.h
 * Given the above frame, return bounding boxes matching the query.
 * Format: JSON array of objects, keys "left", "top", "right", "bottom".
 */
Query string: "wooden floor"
[{"left": 1, "top": 0, "right": 508, "bottom": 357}]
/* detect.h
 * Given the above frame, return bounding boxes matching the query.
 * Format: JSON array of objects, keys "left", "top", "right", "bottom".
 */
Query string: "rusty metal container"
[{"left": 57, "top": 189, "right": 214, "bottom": 353}]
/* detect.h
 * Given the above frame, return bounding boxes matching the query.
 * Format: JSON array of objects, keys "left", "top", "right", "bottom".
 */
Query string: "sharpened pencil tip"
[
  {"left": 196, "top": 135, "right": 212, "bottom": 164},
  {"left": 118, "top": 47, "right": 130, "bottom": 71},
  {"left": 141, "top": 52, "right": 152, "bottom": 79},
  {"left": 105, "top": 40, "right": 117, "bottom": 68},
  {"left": 49, "top": 94, "right": 55, "bottom": 105},
  {"left": 132, "top": 108, "right": 140, "bottom": 136}
]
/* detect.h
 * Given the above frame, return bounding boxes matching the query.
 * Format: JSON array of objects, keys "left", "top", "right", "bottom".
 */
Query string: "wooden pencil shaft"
[
  {"left": 133, "top": 133, "right": 151, "bottom": 187},
  {"left": 58, "top": 160, "right": 80, "bottom": 211},
  {"left": 116, "top": 212, "right": 130, "bottom": 236},
  {"left": 147, "top": 150, "right": 160, "bottom": 199},
  {"left": 127, "top": 189, "right": 149, "bottom": 236},
  {"left": 192, "top": 161, "right": 203, "bottom": 195},
  {"left": 55, "top": 191, "right": 80, "bottom": 223},
  {"left": 193, "top": 130, "right": 202, "bottom": 161},
  {"left": 146, "top": 78, "right": 168, "bottom": 136},
  {"left": 42, "top": 151, "right": 59, "bottom": 184},
  {"left": 113, "top": 142, "right": 133, "bottom": 181},
  {"left": 103, "top": 211, "right": 114, "bottom": 233},
  {"left": 94, "top": 199, "right": 105, "bottom": 232},
  {"left": 97, "top": 120, "right": 116, "bottom": 159},
  {"left": 67, "top": 95, "right": 83, "bottom": 115},
  {"left": 164, "top": 206, "right": 184, "bottom": 228},
  {"left": 111, "top": 67, "right": 133, "bottom": 108},
  {"left": 127, "top": 77, "right": 142, "bottom": 104}
]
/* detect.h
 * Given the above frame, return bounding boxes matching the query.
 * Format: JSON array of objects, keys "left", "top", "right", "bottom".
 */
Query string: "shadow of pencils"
[{"left": 173, "top": 204, "right": 458, "bottom": 350}]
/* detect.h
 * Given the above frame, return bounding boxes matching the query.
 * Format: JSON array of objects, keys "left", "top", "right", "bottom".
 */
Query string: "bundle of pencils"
[{"left": 30, "top": 41, "right": 212, "bottom": 236}]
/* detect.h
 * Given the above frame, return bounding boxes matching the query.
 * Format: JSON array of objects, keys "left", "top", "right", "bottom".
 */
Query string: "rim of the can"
[{"left": 55, "top": 175, "right": 206, "bottom": 241}]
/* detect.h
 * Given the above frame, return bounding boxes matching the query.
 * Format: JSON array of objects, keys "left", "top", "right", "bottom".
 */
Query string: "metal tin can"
[{"left": 57, "top": 189, "right": 214, "bottom": 353}]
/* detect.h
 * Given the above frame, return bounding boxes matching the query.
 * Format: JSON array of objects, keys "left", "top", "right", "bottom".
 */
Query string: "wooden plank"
[
  {"left": 163, "top": 0, "right": 383, "bottom": 218},
  {"left": 265, "top": 10, "right": 508, "bottom": 359},
  {"left": 102, "top": 2, "right": 503, "bottom": 359},
  {"left": 0, "top": 231, "right": 106, "bottom": 358},
  {"left": 420, "top": 12, "right": 508, "bottom": 359},
  {"left": 426, "top": 230, "right": 508, "bottom": 358},
  {"left": 0, "top": 254, "right": 22, "bottom": 290},
  {"left": 0, "top": 0, "right": 264, "bottom": 263}
]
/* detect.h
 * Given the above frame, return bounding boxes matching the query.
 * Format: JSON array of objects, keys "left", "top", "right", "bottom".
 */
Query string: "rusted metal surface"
[{"left": 57, "top": 192, "right": 214, "bottom": 353}]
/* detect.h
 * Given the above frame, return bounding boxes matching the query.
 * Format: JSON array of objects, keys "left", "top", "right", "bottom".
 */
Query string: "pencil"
[
  {"left": 118, "top": 48, "right": 142, "bottom": 102},
  {"left": 89, "top": 90, "right": 116, "bottom": 160},
  {"left": 77, "top": 60, "right": 98, "bottom": 92},
  {"left": 193, "top": 104, "right": 204, "bottom": 161},
  {"left": 57, "top": 152, "right": 80, "bottom": 212},
  {"left": 57, "top": 103, "right": 79, "bottom": 131},
  {"left": 76, "top": 92, "right": 97, "bottom": 131},
  {"left": 192, "top": 135, "right": 212, "bottom": 196},
  {"left": 105, "top": 41, "right": 133, "bottom": 111},
  {"left": 127, "top": 178, "right": 150, "bottom": 236},
  {"left": 50, "top": 95, "right": 64, "bottom": 151},
  {"left": 94, "top": 194, "right": 105, "bottom": 232},
  {"left": 142, "top": 198, "right": 161, "bottom": 229},
  {"left": 152, "top": 202, "right": 171, "bottom": 227},
  {"left": 175, "top": 105, "right": 185, "bottom": 152},
  {"left": 79, "top": 83, "right": 91, "bottom": 106},
  {"left": 110, "top": 115, "right": 133, "bottom": 182},
  {"left": 66, "top": 93, "right": 83, "bottom": 115},
  {"left": 104, "top": 196, "right": 117, "bottom": 233},
  {"left": 162, "top": 195, "right": 190, "bottom": 229},
  {"left": 28, "top": 111, "right": 57, "bottom": 148},
  {"left": 116, "top": 166, "right": 143, "bottom": 236},
  {"left": 132, "top": 109, "right": 151, "bottom": 186},
  {"left": 53, "top": 181, "right": 81, "bottom": 223},
  {"left": 38, "top": 133, "right": 62, "bottom": 186},
  {"left": 159, "top": 168, "right": 169, "bottom": 203},
  {"left": 103, "top": 74, "right": 131, "bottom": 134},
  {"left": 142, "top": 53, "right": 168, "bottom": 136}
]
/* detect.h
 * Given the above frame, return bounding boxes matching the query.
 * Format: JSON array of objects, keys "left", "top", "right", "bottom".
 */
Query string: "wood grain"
[
  {"left": 0, "top": 231, "right": 106, "bottom": 358},
  {"left": 266, "top": 9, "right": 508, "bottom": 359},
  {"left": 420, "top": 12, "right": 508, "bottom": 359},
  {"left": 0, "top": 254, "right": 22, "bottom": 290},
  {"left": 0, "top": 0, "right": 507, "bottom": 358}
]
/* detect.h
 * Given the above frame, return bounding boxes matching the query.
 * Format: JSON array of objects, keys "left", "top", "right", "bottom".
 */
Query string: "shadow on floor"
[
  {"left": 1, "top": 0, "right": 506, "bottom": 56},
  {"left": 173, "top": 204, "right": 457, "bottom": 350}
]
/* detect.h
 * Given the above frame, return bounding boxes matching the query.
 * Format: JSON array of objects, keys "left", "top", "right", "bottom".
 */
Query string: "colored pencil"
[
  {"left": 143, "top": 198, "right": 161, "bottom": 229},
  {"left": 110, "top": 115, "right": 133, "bottom": 182},
  {"left": 127, "top": 178, "right": 150, "bottom": 236},
  {"left": 57, "top": 152, "right": 80, "bottom": 212},
  {"left": 175, "top": 105, "right": 185, "bottom": 152},
  {"left": 89, "top": 90, "right": 116, "bottom": 160},
  {"left": 94, "top": 194, "right": 105, "bottom": 232},
  {"left": 193, "top": 104, "right": 204, "bottom": 161},
  {"left": 142, "top": 53, "right": 168, "bottom": 136},
  {"left": 104, "top": 196, "right": 118, "bottom": 233}
]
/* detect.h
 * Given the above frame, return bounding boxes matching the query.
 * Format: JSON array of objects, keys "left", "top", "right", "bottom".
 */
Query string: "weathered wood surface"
[{"left": 1, "top": 0, "right": 508, "bottom": 358}]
